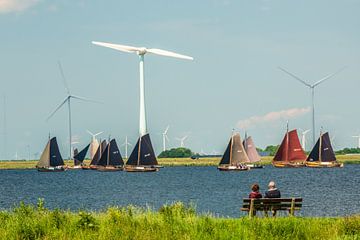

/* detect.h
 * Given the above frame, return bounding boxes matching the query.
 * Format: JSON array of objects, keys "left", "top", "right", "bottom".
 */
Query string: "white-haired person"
[{"left": 265, "top": 181, "right": 281, "bottom": 216}]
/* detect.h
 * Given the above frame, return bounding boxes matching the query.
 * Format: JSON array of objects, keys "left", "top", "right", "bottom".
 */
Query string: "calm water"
[{"left": 0, "top": 165, "right": 359, "bottom": 217}]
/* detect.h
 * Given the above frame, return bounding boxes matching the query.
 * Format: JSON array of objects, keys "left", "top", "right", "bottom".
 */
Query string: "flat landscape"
[{"left": 1, "top": 155, "right": 359, "bottom": 169}]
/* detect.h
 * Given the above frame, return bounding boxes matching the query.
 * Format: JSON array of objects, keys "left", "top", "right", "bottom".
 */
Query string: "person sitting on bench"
[
  {"left": 249, "top": 183, "right": 262, "bottom": 199},
  {"left": 265, "top": 181, "right": 281, "bottom": 198}
]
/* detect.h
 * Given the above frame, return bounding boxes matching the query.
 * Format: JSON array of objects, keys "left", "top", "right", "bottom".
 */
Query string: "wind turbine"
[
  {"left": 352, "top": 135, "right": 360, "bottom": 148},
  {"left": 162, "top": 125, "right": 170, "bottom": 152},
  {"left": 121, "top": 136, "right": 132, "bottom": 159},
  {"left": 87, "top": 130, "right": 103, "bottom": 159},
  {"left": 301, "top": 129, "right": 310, "bottom": 151},
  {"left": 176, "top": 136, "right": 188, "bottom": 148},
  {"left": 47, "top": 61, "right": 100, "bottom": 160},
  {"left": 92, "top": 41, "right": 193, "bottom": 138},
  {"left": 278, "top": 66, "right": 346, "bottom": 146}
]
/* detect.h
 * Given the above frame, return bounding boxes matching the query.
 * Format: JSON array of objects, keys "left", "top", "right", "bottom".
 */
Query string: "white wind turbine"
[
  {"left": 92, "top": 41, "right": 193, "bottom": 138},
  {"left": 162, "top": 125, "right": 170, "bottom": 152},
  {"left": 121, "top": 136, "right": 132, "bottom": 159},
  {"left": 87, "top": 130, "right": 103, "bottom": 159},
  {"left": 301, "top": 129, "right": 310, "bottom": 151},
  {"left": 176, "top": 136, "right": 188, "bottom": 148},
  {"left": 278, "top": 66, "right": 346, "bottom": 146},
  {"left": 352, "top": 135, "right": 360, "bottom": 148},
  {"left": 47, "top": 62, "right": 101, "bottom": 160}
]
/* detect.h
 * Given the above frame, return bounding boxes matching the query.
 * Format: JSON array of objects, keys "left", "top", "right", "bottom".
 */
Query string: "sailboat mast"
[
  {"left": 137, "top": 137, "right": 142, "bottom": 166},
  {"left": 229, "top": 134, "right": 234, "bottom": 165},
  {"left": 285, "top": 122, "right": 289, "bottom": 162},
  {"left": 107, "top": 141, "right": 110, "bottom": 166},
  {"left": 319, "top": 131, "right": 322, "bottom": 162}
]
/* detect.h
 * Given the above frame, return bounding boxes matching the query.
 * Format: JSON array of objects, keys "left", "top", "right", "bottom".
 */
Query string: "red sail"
[{"left": 273, "top": 129, "right": 306, "bottom": 162}]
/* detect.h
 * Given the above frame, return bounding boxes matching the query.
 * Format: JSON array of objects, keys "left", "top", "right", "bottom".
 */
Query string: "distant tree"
[
  {"left": 264, "top": 145, "right": 280, "bottom": 156},
  {"left": 158, "top": 147, "right": 194, "bottom": 158},
  {"left": 335, "top": 148, "right": 360, "bottom": 155}
]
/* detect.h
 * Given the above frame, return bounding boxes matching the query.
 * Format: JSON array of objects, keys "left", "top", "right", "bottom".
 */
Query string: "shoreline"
[{"left": 0, "top": 155, "right": 360, "bottom": 170}]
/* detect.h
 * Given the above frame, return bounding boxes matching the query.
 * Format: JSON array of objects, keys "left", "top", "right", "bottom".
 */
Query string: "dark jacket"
[
  {"left": 249, "top": 191, "right": 262, "bottom": 199},
  {"left": 264, "top": 188, "right": 281, "bottom": 198}
]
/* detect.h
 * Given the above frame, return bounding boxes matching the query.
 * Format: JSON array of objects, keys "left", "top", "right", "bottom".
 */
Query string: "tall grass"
[{"left": 0, "top": 200, "right": 359, "bottom": 239}]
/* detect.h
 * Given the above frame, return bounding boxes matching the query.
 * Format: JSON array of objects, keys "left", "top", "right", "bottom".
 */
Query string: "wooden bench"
[{"left": 241, "top": 198, "right": 302, "bottom": 218}]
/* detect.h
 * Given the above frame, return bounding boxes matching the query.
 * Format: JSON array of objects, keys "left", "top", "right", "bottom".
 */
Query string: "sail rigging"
[
  {"left": 37, "top": 137, "right": 64, "bottom": 168},
  {"left": 273, "top": 129, "right": 306, "bottom": 162},
  {"left": 219, "top": 133, "right": 249, "bottom": 166},
  {"left": 126, "top": 134, "right": 158, "bottom": 166},
  {"left": 243, "top": 136, "right": 261, "bottom": 163},
  {"left": 74, "top": 144, "right": 90, "bottom": 166},
  {"left": 307, "top": 132, "right": 336, "bottom": 162},
  {"left": 97, "top": 139, "right": 124, "bottom": 166}
]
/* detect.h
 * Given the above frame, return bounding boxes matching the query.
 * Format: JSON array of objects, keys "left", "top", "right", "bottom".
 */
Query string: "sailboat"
[
  {"left": 96, "top": 139, "right": 124, "bottom": 171},
  {"left": 306, "top": 132, "right": 343, "bottom": 168},
  {"left": 243, "top": 133, "right": 263, "bottom": 169},
  {"left": 72, "top": 144, "right": 90, "bottom": 169},
  {"left": 36, "top": 137, "right": 66, "bottom": 172},
  {"left": 124, "top": 134, "right": 159, "bottom": 172},
  {"left": 82, "top": 139, "right": 107, "bottom": 170},
  {"left": 218, "top": 132, "right": 249, "bottom": 171},
  {"left": 272, "top": 127, "right": 307, "bottom": 168}
]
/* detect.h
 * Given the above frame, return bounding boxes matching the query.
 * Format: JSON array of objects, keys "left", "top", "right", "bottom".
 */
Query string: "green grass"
[
  {"left": 1, "top": 154, "right": 359, "bottom": 169},
  {"left": 0, "top": 200, "right": 359, "bottom": 239}
]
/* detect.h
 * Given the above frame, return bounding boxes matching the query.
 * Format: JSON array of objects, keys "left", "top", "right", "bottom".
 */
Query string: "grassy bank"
[
  {"left": 1, "top": 155, "right": 360, "bottom": 169},
  {"left": 0, "top": 201, "right": 359, "bottom": 240}
]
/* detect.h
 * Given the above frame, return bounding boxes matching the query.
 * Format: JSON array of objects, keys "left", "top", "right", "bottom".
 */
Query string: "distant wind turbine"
[
  {"left": 92, "top": 41, "right": 193, "bottom": 138},
  {"left": 87, "top": 130, "right": 103, "bottom": 159},
  {"left": 278, "top": 66, "right": 346, "bottom": 146},
  {"left": 162, "top": 125, "right": 170, "bottom": 151},
  {"left": 47, "top": 61, "right": 101, "bottom": 160},
  {"left": 352, "top": 135, "right": 360, "bottom": 148},
  {"left": 121, "top": 136, "right": 132, "bottom": 159},
  {"left": 176, "top": 136, "right": 188, "bottom": 147},
  {"left": 301, "top": 129, "right": 310, "bottom": 151}
]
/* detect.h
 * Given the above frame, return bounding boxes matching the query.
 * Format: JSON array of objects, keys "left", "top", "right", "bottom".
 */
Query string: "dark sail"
[
  {"left": 306, "top": 137, "right": 320, "bottom": 162},
  {"left": 219, "top": 138, "right": 231, "bottom": 165},
  {"left": 126, "top": 134, "right": 158, "bottom": 166},
  {"left": 320, "top": 132, "right": 336, "bottom": 162},
  {"left": 74, "top": 144, "right": 90, "bottom": 166},
  {"left": 90, "top": 140, "right": 106, "bottom": 165},
  {"left": 273, "top": 129, "right": 306, "bottom": 162},
  {"left": 49, "top": 137, "right": 64, "bottom": 167},
  {"left": 108, "top": 139, "right": 124, "bottom": 166},
  {"left": 97, "top": 143, "right": 110, "bottom": 166}
]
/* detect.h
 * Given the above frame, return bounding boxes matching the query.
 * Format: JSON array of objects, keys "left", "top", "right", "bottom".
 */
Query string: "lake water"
[{"left": 0, "top": 165, "right": 359, "bottom": 217}]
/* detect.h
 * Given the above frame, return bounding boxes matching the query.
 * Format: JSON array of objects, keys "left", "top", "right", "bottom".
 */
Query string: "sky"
[{"left": 0, "top": 0, "right": 359, "bottom": 159}]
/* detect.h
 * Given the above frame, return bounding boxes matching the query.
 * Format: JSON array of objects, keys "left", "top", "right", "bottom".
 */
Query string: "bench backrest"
[{"left": 242, "top": 198, "right": 302, "bottom": 210}]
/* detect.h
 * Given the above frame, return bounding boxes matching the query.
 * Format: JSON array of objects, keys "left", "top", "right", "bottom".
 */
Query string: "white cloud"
[
  {"left": 237, "top": 107, "right": 311, "bottom": 129},
  {"left": 0, "top": 0, "right": 40, "bottom": 13}
]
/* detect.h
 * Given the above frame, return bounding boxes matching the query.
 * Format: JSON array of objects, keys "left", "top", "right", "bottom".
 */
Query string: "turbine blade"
[
  {"left": 71, "top": 95, "right": 103, "bottom": 104},
  {"left": 164, "top": 125, "right": 170, "bottom": 134},
  {"left": 46, "top": 97, "right": 68, "bottom": 121},
  {"left": 312, "top": 66, "right": 347, "bottom": 87},
  {"left": 278, "top": 67, "right": 311, "bottom": 87},
  {"left": 146, "top": 48, "right": 193, "bottom": 60},
  {"left": 92, "top": 41, "right": 141, "bottom": 53},
  {"left": 58, "top": 61, "right": 71, "bottom": 95},
  {"left": 166, "top": 135, "right": 170, "bottom": 142},
  {"left": 94, "top": 131, "right": 103, "bottom": 136},
  {"left": 86, "top": 130, "right": 94, "bottom": 136}
]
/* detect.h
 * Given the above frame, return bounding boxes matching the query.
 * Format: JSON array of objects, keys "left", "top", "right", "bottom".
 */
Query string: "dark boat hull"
[
  {"left": 96, "top": 166, "right": 123, "bottom": 172},
  {"left": 245, "top": 163, "right": 264, "bottom": 169},
  {"left": 124, "top": 166, "right": 159, "bottom": 172}
]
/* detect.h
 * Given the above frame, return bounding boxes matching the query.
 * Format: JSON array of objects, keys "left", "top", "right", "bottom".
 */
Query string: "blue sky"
[{"left": 0, "top": 0, "right": 359, "bottom": 159}]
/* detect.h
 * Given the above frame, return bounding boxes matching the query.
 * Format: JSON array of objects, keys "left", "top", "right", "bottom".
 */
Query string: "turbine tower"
[
  {"left": 162, "top": 125, "right": 170, "bottom": 151},
  {"left": 301, "top": 129, "right": 310, "bottom": 151},
  {"left": 278, "top": 66, "right": 346, "bottom": 146},
  {"left": 87, "top": 130, "right": 103, "bottom": 159},
  {"left": 176, "top": 136, "right": 188, "bottom": 147},
  {"left": 92, "top": 41, "right": 193, "bottom": 137},
  {"left": 352, "top": 135, "right": 360, "bottom": 148},
  {"left": 121, "top": 136, "right": 132, "bottom": 159},
  {"left": 47, "top": 62, "right": 100, "bottom": 160}
]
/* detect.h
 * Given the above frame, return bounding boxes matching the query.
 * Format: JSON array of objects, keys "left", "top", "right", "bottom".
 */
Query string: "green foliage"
[
  {"left": 0, "top": 201, "right": 359, "bottom": 239},
  {"left": 264, "top": 145, "right": 280, "bottom": 156},
  {"left": 158, "top": 147, "right": 194, "bottom": 158},
  {"left": 336, "top": 148, "right": 360, "bottom": 155}
]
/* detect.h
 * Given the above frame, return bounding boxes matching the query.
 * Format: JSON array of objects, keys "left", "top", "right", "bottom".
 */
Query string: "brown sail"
[
  {"left": 273, "top": 129, "right": 306, "bottom": 168},
  {"left": 243, "top": 136, "right": 261, "bottom": 163}
]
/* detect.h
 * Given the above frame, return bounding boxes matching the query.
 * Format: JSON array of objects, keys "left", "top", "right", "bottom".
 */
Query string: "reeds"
[{"left": 0, "top": 200, "right": 359, "bottom": 239}]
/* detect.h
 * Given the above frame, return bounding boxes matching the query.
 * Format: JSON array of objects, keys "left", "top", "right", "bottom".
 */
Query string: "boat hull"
[
  {"left": 37, "top": 166, "right": 66, "bottom": 172},
  {"left": 124, "top": 166, "right": 159, "bottom": 172},
  {"left": 96, "top": 166, "right": 123, "bottom": 172},
  {"left": 217, "top": 165, "right": 249, "bottom": 171},
  {"left": 306, "top": 161, "right": 344, "bottom": 168},
  {"left": 245, "top": 163, "right": 264, "bottom": 169},
  {"left": 272, "top": 161, "right": 306, "bottom": 168}
]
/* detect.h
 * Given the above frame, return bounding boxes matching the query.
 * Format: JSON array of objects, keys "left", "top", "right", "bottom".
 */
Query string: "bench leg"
[
  {"left": 289, "top": 198, "right": 295, "bottom": 216},
  {"left": 249, "top": 199, "right": 254, "bottom": 218}
]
